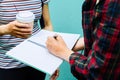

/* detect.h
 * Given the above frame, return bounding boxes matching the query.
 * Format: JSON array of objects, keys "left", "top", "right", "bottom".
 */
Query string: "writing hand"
[{"left": 46, "top": 35, "right": 73, "bottom": 62}]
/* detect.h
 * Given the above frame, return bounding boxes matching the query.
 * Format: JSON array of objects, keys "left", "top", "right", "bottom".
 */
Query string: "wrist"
[
  {"left": 44, "top": 21, "right": 52, "bottom": 27},
  {"left": 44, "top": 25, "right": 53, "bottom": 31},
  {"left": 0, "top": 24, "right": 9, "bottom": 35},
  {"left": 62, "top": 50, "right": 74, "bottom": 62}
]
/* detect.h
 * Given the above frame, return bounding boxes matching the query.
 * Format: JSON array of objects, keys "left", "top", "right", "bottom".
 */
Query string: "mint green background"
[{"left": 45, "top": 0, "right": 84, "bottom": 80}]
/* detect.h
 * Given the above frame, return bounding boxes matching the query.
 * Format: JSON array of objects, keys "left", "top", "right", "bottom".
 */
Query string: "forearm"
[
  {"left": 73, "top": 37, "right": 85, "bottom": 51},
  {"left": 62, "top": 37, "right": 85, "bottom": 62},
  {"left": 42, "top": 4, "right": 52, "bottom": 29},
  {"left": 61, "top": 50, "right": 73, "bottom": 62},
  {"left": 0, "top": 24, "right": 9, "bottom": 36}
]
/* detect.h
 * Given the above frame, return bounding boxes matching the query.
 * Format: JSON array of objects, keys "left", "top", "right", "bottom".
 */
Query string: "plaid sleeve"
[
  {"left": 69, "top": 53, "right": 89, "bottom": 79},
  {"left": 69, "top": 0, "right": 120, "bottom": 79},
  {"left": 41, "top": 0, "right": 50, "bottom": 4}
]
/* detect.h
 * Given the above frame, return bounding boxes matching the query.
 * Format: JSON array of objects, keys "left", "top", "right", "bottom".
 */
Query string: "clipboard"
[{"left": 6, "top": 30, "right": 80, "bottom": 75}]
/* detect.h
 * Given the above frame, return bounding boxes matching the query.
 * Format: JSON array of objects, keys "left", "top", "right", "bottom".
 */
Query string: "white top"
[{"left": 0, "top": 0, "right": 49, "bottom": 69}]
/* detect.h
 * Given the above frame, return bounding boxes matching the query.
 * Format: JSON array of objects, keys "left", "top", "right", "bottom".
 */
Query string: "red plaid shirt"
[{"left": 69, "top": 0, "right": 120, "bottom": 80}]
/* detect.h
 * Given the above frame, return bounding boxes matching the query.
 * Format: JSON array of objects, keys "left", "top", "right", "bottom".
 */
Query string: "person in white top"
[{"left": 0, "top": 0, "right": 56, "bottom": 80}]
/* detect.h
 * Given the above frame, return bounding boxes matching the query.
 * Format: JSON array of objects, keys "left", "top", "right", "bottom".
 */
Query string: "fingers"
[
  {"left": 8, "top": 20, "right": 33, "bottom": 38},
  {"left": 14, "top": 27, "right": 32, "bottom": 34},
  {"left": 50, "top": 69, "right": 59, "bottom": 80},
  {"left": 47, "top": 36, "right": 57, "bottom": 41},
  {"left": 52, "top": 34, "right": 63, "bottom": 42},
  {"left": 15, "top": 22, "right": 32, "bottom": 33},
  {"left": 46, "top": 34, "right": 65, "bottom": 47},
  {"left": 57, "top": 35, "right": 65, "bottom": 43},
  {"left": 11, "top": 32, "right": 31, "bottom": 38},
  {"left": 47, "top": 34, "right": 62, "bottom": 40},
  {"left": 53, "top": 35, "right": 66, "bottom": 45},
  {"left": 46, "top": 36, "right": 56, "bottom": 49},
  {"left": 11, "top": 26, "right": 32, "bottom": 38},
  {"left": 46, "top": 35, "right": 61, "bottom": 46},
  {"left": 14, "top": 20, "right": 30, "bottom": 28}
]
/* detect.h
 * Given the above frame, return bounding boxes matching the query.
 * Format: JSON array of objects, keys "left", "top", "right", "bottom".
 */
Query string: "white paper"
[{"left": 6, "top": 30, "right": 80, "bottom": 75}]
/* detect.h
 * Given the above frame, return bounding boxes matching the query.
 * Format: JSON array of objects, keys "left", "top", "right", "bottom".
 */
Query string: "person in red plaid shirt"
[{"left": 46, "top": 0, "right": 120, "bottom": 80}]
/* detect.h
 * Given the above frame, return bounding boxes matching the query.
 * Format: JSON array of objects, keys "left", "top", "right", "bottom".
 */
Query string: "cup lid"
[{"left": 16, "top": 11, "right": 35, "bottom": 23}]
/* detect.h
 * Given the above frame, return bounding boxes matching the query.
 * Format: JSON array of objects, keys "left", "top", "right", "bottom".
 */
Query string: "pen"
[
  {"left": 28, "top": 40, "right": 46, "bottom": 49},
  {"left": 53, "top": 34, "right": 58, "bottom": 40}
]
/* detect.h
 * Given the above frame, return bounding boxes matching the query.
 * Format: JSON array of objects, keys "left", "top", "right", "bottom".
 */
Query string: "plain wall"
[{"left": 45, "top": 0, "right": 84, "bottom": 80}]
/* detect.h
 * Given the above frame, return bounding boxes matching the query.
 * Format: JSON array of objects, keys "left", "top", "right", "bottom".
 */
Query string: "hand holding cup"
[{"left": 6, "top": 11, "right": 35, "bottom": 38}]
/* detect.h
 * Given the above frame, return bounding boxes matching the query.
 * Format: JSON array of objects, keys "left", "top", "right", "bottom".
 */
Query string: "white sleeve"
[{"left": 41, "top": 0, "right": 50, "bottom": 4}]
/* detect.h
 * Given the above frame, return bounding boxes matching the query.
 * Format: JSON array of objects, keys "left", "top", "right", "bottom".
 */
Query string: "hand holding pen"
[{"left": 46, "top": 34, "right": 73, "bottom": 62}]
